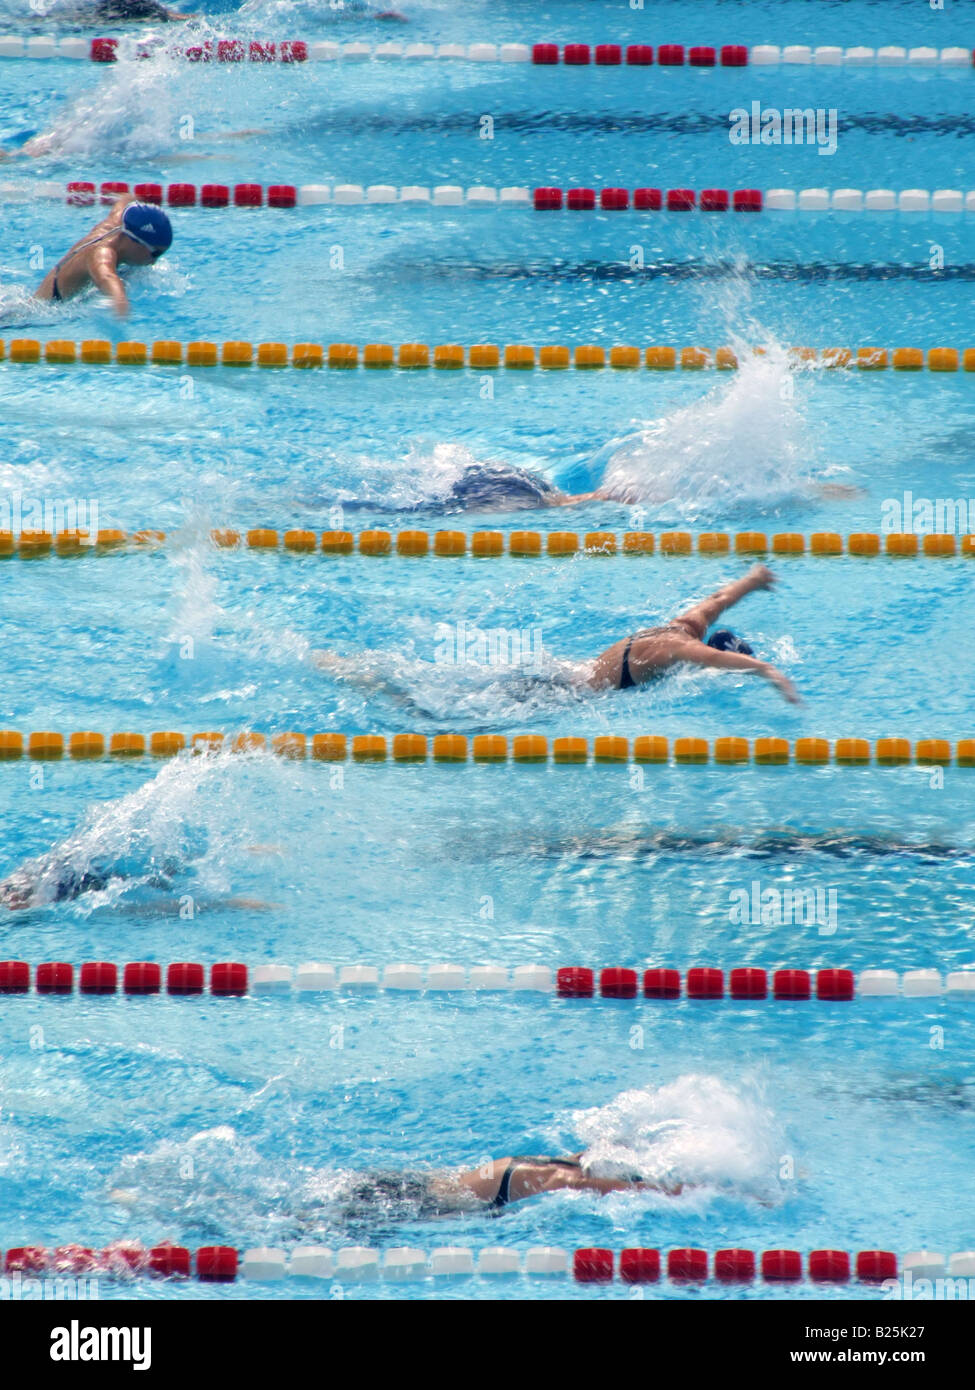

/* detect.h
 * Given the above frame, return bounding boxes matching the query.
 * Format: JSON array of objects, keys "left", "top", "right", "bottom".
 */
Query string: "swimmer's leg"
[
  {"left": 312, "top": 649, "right": 404, "bottom": 698},
  {"left": 816, "top": 482, "right": 863, "bottom": 500}
]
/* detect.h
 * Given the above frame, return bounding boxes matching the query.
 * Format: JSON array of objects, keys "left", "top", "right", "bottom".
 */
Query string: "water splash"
[
  {"left": 1, "top": 753, "right": 258, "bottom": 910},
  {"left": 109, "top": 1125, "right": 303, "bottom": 1246},
  {"left": 596, "top": 347, "right": 818, "bottom": 519},
  {"left": 571, "top": 1074, "right": 784, "bottom": 1202},
  {"left": 11, "top": 55, "right": 184, "bottom": 162},
  {"left": 314, "top": 642, "right": 590, "bottom": 725}
]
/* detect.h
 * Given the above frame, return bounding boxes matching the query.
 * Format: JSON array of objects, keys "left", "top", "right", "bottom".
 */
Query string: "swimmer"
[
  {"left": 314, "top": 1154, "right": 682, "bottom": 1225},
  {"left": 314, "top": 563, "right": 799, "bottom": 704},
  {"left": 589, "top": 563, "right": 801, "bottom": 702},
  {"left": 68, "top": 0, "right": 195, "bottom": 20},
  {"left": 330, "top": 458, "right": 859, "bottom": 516},
  {"left": 108, "top": 1152, "right": 673, "bottom": 1230},
  {"left": 33, "top": 193, "right": 172, "bottom": 316},
  {"left": 0, "top": 848, "right": 275, "bottom": 912},
  {"left": 452, "top": 1153, "right": 681, "bottom": 1208}
]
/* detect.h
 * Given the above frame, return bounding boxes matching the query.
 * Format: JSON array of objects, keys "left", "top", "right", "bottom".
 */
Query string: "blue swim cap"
[
  {"left": 122, "top": 203, "right": 173, "bottom": 255},
  {"left": 707, "top": 628, "right": 754, "bottom": 656}
]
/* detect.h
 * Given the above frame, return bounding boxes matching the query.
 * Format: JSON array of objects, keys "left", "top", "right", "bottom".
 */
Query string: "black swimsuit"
[
  {"left": 618, "top": 625, "right": 674, "bottom": 690},
  {"left": 618, "top": 621, "right": 700, "bottom": 689},
  {"left": 490, "top": 1155, "right": 582, "bottom": 1209},
  {"left": 619, "top": 635, "right": 639, "bottom": 690}
]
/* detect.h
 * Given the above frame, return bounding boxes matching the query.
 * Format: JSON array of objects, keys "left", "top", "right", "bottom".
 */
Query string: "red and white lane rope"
[
  {"left": 1, "top": 961, "right": 973, "bottom": 1000},
  {"left": 3, "top": 1243, "right": 972, "bottom": 1284},
  {"left": 4, "top": 180, "right": 974, "bottom": 213},
  {"left": 0, "top": 38, "right": 971, "bottom": 69}
]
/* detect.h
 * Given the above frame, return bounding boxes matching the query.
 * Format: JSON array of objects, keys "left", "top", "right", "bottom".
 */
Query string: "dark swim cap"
[
  {"left": 707, "top": 629, "right": 754, "bottom": 656},
  {"left": 122, "top": 203, "right": 173, "bottom": 255}
]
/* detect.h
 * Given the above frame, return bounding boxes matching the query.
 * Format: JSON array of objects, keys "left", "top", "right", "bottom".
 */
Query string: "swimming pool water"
[{"left": 1, "top": 0, "right": 974, "bottom": 1301}]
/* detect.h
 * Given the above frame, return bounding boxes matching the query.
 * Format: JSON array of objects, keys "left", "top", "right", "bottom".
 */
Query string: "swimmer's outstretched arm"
[
  {"left": 671, "top": 639, "right": 801, "bottom": 704},
  {"left": 453, "top": 1157, "right": 684, "bottom": 1205},
  {"left": 674, "top": 563, "right": 776, "bottom": 637},
  {"left": 545, "top": 487, "right": 622, "bottom": 508}
]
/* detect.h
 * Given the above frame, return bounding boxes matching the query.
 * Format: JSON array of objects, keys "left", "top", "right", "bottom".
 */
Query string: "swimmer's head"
[
  {"left": 707, "top": 628, "right": 754, "bottom": 656},
  {"left": 120, "top": 203, "right": 173, "bottom": 262}
]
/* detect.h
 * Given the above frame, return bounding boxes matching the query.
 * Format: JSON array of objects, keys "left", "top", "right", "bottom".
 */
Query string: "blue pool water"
[{"left": 1, "top": 0, "right": 974, "bottom": 1300}]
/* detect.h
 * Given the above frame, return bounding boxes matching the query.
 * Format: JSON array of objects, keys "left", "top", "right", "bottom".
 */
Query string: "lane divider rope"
[
  {"left": 0, "top": 37, "right": 971, "bottom": 69},
  {"left": 3, "top": 341, "right": 974, "bottom": 372},
  {"left": 0, "top": 732, "right": 971, "bottom": 766},
  {"left": 1, "top": 962, "right": 973, "bottom": 999},
  {"left": 2, "top": 529, "right": 974, "bottom": 559},
  {"left": 6, "top": 180, "right": 975, "bottom": 212},
  {"left": 2, "top": 1243, "right": 970, "bottom": 1283}
]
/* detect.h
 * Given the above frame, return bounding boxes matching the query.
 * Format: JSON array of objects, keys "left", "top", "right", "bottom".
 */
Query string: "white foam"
[
  {"left": 18, "top": 53, "right": 183, "bottom": 162},
  {"left": 597, "top": 348, "right": 817, "bottom": 517},
  {"left": 0, "top": 745, "right": 277, "bottom": 910},
  {"left": 570, "top": 1074, "right": 783, "bottom": 1200}
]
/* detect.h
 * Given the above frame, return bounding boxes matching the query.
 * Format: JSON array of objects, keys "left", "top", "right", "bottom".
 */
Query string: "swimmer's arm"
[
  {"left": 89, "top": 246, "right": 129, "bottom": 318},
  {"left": 549, "top": 489, "right": 605, "bottom": 507},
  {"left": 568, "top": 1173, "right": 684, "bottom": 1197},
  {"left": 672, "top": 640, "right": 802, "bottom": 704}
]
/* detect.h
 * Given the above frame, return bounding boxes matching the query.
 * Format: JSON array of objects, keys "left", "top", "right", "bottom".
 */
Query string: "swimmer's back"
[
  {"left": 88, "top": 0, "right": 179, "bottom": 18},
  {"left": 449, "top": 463, "right": 559, "bottom": 512}
]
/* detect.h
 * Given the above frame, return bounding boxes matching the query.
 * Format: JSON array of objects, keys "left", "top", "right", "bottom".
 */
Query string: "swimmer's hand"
[
  {"left": 764, "top": 665, "right": 802, "bottom": 705},
  {"left": 746, "top": 563, "right": 777, "bottom": 592}
]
